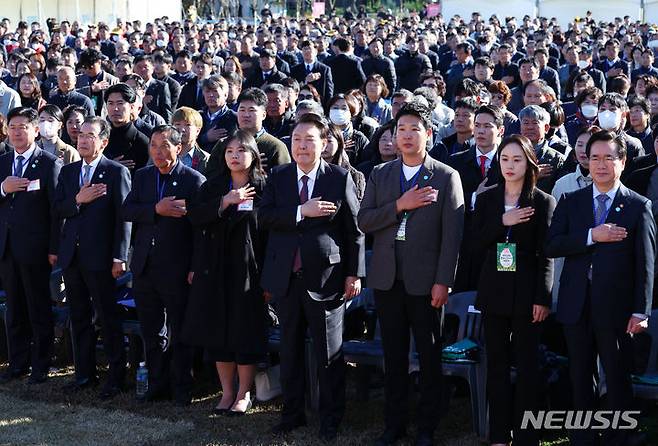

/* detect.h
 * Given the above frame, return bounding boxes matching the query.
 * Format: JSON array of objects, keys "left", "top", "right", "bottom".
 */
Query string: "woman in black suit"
[
  {"left": 183, "top": 129, "right": 267, "bottom": 416},
  {"left": 473, "top": 134, "right": 556, "bottom": 446}
]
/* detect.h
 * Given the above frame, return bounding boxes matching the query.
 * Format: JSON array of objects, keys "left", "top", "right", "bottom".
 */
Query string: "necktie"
[
  {"left": 306, "top": 64, "right": 312, "bottom": 75},
  {"left": 14, "top": 155, "right": 24, "bottom": 177},
  {"left": 594, "top": 193, "right": 610, "bottom": 226},
  {"left": 82, "top": 165, "right": 92, "bottom": 185},
  {"left": 589, "top": 193, "right": 611, "bottom": 280},
  {"left": 292, "top": 175, "right": 309, "bottom": 273},
  {"left": 479, "top": 155, "right": 488, "bottom": 179}
]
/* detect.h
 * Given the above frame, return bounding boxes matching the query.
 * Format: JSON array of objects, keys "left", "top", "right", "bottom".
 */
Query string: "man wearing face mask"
[
  {"left": 596, "top": 93, "right": 645, "bottom": 172},
  {"left": 576, "top": 46, "right": 606, "bottom": 93}
]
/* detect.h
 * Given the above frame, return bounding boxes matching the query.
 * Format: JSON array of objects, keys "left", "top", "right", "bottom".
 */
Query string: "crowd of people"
[{"left": 0, "top": 7, "right": 657, "bottom": 446}]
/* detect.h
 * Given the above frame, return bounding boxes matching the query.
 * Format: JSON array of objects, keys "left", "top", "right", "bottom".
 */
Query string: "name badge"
[
  {"left": 496, "top": 243, "right": 516, "bottom": 272},
  {"left": 237, "top": 199, "right": 254, "bottom": 211},
  {"left": 27, "top": 179, "right": 41, "bottom": 192},
  {"left": 396, "top": 214, "right": 408, "bottom": 241}
]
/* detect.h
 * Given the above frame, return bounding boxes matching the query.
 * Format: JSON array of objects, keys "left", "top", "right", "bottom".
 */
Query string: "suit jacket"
[
  {"left": 145, "top": 78, "right": 172, "bottom": 123},
  {"left": 75, "top": 71, "right": 119, "bottom": 116},
  {"left": 545, "top": 184, "right": 655, "bottom": 328},
  {"left": 326, "top": 54, "right": 366, "bottom": 95},
  {"left": 54, "top": 155, "right": 131, "bottom": 271},
  {"left": 290, "top": 61, "right": 334, "bottom": 106},
  {"left": 121, "top": 162, "right": 206, "bottom": 280},
  {"left": 259, "top": 161, "right": 365, "bottom": 300},
  {"left": 473, "top": 185, "right": 556, "bottom": 316},
  {"left": 357, "top": 156, "right": 465, "bottom": 295},
  {"left": 597, "top": 58, "right": 631, "bottom": 79},
  {"left": 0, "top": 147, "right": 62, "bottom": 263},
  {"left": 447, "top": 147, "right": 502, "bottom": 215},
  {"left": 177, "top": 77, "right": 204, "bottom": 110},
  {"left": 157, "top": 74, "right": 182, "bottom": 110},
  {"left": 244, "top": 67, "right": 288, "bottom": 89}
]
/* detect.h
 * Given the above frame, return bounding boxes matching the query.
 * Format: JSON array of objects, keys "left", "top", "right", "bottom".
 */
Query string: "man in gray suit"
[{"left": 358, "top": 101, "right": 465, "bottom": 446}]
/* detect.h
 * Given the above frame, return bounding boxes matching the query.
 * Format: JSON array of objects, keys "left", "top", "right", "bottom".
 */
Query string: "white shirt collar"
[
  {"left": 14, "top": 144, "right": 36, "bottom": 163},
  {"left": 476, "top": 146, "right": 497, "bottom": 160},
  {"left": 83, "top": 155, "right": 103, "bottom": 169},
  {"left": 592, "top": 181, "right": 620, "bottom": 203},
  {"left": 297, "top": 161, "right": 320, "bottom": 182},
  {"left": 401, "top": 162, "right": 422, "bottom": 180}
]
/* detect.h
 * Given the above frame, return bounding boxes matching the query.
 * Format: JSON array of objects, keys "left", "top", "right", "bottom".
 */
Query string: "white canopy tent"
[
  {"left": 440, "top": 0, "right": 653, "bottom": 26},
  {"left": 2, "top": 0, "right": 182, "bottom": 28}
]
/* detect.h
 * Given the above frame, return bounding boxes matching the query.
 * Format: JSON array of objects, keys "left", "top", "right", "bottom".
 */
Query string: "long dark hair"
[
  {"left": 498, "top": 135, "right": 539, "bottom": 202},
  {"left": 327, "top": 124, "right": 351, "bottom": 168},
  {"left": 220, "top": 129, "right": 266, "bottom": 185}
]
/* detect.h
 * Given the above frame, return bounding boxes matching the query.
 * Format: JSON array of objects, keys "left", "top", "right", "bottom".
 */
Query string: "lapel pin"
[
  {"left": 423, "top": 175, "right": 429, "bottom": 180},
  {"left": 620, "top": 204, "right": 624, "bottom": 208},
  {"left": 172, "top": 181, "right": 177, "bottom": 186},
  {"left": 31, "top": 164, "right": 36, "bottom": 169},
  {"left": 99, "top": 173, "right": 104, "bottom": 179},
  {"left": 615, "top": 207, "right": 621, "bottom": 212}
]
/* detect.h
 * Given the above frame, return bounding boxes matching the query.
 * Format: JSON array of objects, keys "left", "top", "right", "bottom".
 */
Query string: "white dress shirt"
[
  {"left": 295, "top": 162, "right": 320, "bottom": 223},
  {"left": 471, "top": 147, "right": 497, "bottom": 210}
]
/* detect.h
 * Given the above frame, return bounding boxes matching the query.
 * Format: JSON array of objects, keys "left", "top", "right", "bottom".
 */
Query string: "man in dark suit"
[
  {"left": 122, "top": 125, "right": 205, "bottom": 406},
  {"left": 358, "top": 101, "right": 464, "bottom": 446},
  {"left": 134, "top": 55, "right": 173, "bottom": 123},
  {"left": 291, "top": 40, "right": 334, "bottom": 107},
  {"left": 0, "top": 107, "right": 62, "bottom": 385},
  {"left": 76, "top": 48, "right": 119, "bottom": 116},
  {"left": 597, "top": 39, "right": 631, "bottom": 79},
  {"left": 153, "top": 53, "right": 182, "bottom": 110},
  {"left": 244, "top": 49, "right": 288, "bottom": 89},
  {"left": 546, "top": 130, "right": 655, "bottom": 446},
  {"left": 177, "top": 53, "right": 212, "bottom": 110},
  {"left": 326, "top": 37, "right": 366, "bottom": 95},
  {"left": 447, "top": 105, "right": 504, "bottom": 292},
  {"left": 54, "top": 117, "right": 131, "bottom": 399},
  {"left": 259, "top": 113, "right": 365, "bottom": 441},
  {"left": 362, "top": 38, "right": 397, "bottom": 98}
]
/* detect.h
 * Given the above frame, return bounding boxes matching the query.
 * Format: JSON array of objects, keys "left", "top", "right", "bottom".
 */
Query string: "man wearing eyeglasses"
[
  {"left": 0, "top": 107, "right": 62, "bottom": 385},
  {"left": 546, "top": 130, "right": 655, "bottom": 446}
]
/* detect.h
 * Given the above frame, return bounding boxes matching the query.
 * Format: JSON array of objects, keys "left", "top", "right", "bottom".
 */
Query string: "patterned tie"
[
  {"left": 81, "top": 164, "right": 92, "bottom": 186},
  {"left": 13, "top": 155, "right": 24, "bottom": 177},
  {"left": 292, "top": 175, "right": 309, "bottom": 273},
  {"left": 594, "top": 194, "right": 610, "bottom": 226},
  {"left": 479, "top": 155, "right": 488, "bottom": 179},
  {"left": 589, "top": 194, "right": 610, "bottom": 280},
  {"left": 306, "top": 64, "right": 312, "bottom": 75}
]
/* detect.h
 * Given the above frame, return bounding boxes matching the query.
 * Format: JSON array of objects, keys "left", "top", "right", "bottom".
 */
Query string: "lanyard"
[
  {"left": 505, "top": 203, "right": 519, "bottom": 243},
  {"left": 156, "top": 171, "right": 169, "bottom": 200}
]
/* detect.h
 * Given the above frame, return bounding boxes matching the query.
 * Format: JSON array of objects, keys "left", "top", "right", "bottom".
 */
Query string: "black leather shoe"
[
  {"left": 0, "top": 368, "right": 28, "bottom": 384},
  {"left": 414, "top": 432, "right": 433, "bottom": 446},
  {"left": 99, "top": 383, "right": 123, "bottom": 400},
  {"left": 271, "top": 419, "right": 307, "bottom": 435},
  {"left": 27, "top": 372, "right": 48, "bottom": 385},
  {"left": 62, "top": 378, "right": 98, "bottom": 394},
  {"left": 374, "top": 428, "right": 406, "bottom": 446},
  {"left": 318, "top": 423, "right": 339, "bottom": 442}
]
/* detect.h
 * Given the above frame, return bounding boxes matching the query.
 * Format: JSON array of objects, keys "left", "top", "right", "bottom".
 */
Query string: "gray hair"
[
  {"left": 295, "top": 100, "right": 324, "bottom": 117},
  {"left": 201, "top": 74, "right": 228, "bottom": 91},
  {"left": 519, "top": 105, "right": 550, "bottom": 125}
]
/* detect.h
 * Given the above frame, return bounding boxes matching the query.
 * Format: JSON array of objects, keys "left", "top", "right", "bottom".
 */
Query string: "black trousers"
[
  {"left": 278, "top": 274, "right": 346, "bottom": 428},
  {"left": 133, "top": 265, "right": 193, "bottom": 398},
  {"left": 64, "top": 252, "right": 125, "bottom": 384},
  {"left": 483, "top": 312, "right": 541, "bottom": 446},
  {"left": 0, "top": 245, "right": 53, "bottom": 376},
  {"left": 563, "top": 293, "right": 634, "bottom": 446},
  {"left": 374, "top": 281, "right": 443, "bottom": 435}
]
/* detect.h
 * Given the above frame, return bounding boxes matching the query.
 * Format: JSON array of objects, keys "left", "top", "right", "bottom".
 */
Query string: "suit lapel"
[
  {"left": 22, "top": 147, "right": 42, "bottom": 180},
  {"left": 580, "top": 185, "right": 596, "bottom": 227},
  {"left": 164, "top": 161, "right": 184, "bottom": 198},
  {"left": 605, "top": 185, "right": 629, "bottom": 226},
  {"left": 416, "top": 156, "right": 434, "bottom": 189},
  {"left": 90, "top": 155, "right": 107, "bottom": 184},
  {"left": 310, "top": 160, "right": 328, "bottom": 200}
]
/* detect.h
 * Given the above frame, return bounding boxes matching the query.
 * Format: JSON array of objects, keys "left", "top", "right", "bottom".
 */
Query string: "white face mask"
[
  {"left": 329, "top": 109, "right": 351, "bottom": 126},
  {"left": 598, "top": 110, "right": 620, "bottom": 130},
  {"left": 39, "top": 121, "right": 59, "bottom": 139},
  {"left": 577, "top": 59, "right": 589, "bottom": 69},
  {"left": 581, "top": 104, "right": 598, "bottom": 119}
]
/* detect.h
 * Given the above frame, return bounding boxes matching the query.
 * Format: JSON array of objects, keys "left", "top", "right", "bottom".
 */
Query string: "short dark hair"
[
  {"left": 334, "top": 37, "right": 351, "bottom": 52},
  {"left": 153, "top": 53, "right": 173, "bottom": 65},
  {"left": 628, "top": 95, "right": 651, "bottom": 115},
  {"left": 237, "top": 87, "right": 268, "bottom": 108},
  {"left": 78, "top": 48, "right": 103, "bottom": 67},
  {"left": 585, "top": 129, "right": 627, "bottom": 159},
  {"left": 133, "top": 54, "right": 154, "bottom": 65},
  {"left": 475, "top": 105, "right": 504, "bottom": 127},
  {"left": 105, "top": 83, "right": 138, "bottom": 104},
  {"left": 7, "top": 107, "right": 38, "bottom": 125},
  {"left": 394, "top": 101, "right": 432, "bottom": 131},
  {"left": 175, "top": 50, "right": 192, "bottom": 61},
  {"left": 454, "top": 97, "right": 479, "bottom": 114},
  {"left": 293, "top": 112, "right": 329, "bottom": 139},
  {"left": 83, "top": 116, "right": 111, "bottom": 140},
  {"left": 598, "top": 92, "right": 628, "bottom": 111},
  {"left": 151, "top": 124, "right": 182, "bottom": 145},
  {"left": 518, "top": 57, "right": 539, "bottom": 69},
  {"left": 456, "top": 42, "right": 471, "bottom": 53},
  {"left": 474, "top": 57, "right": 494, "bottom": 69}
]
